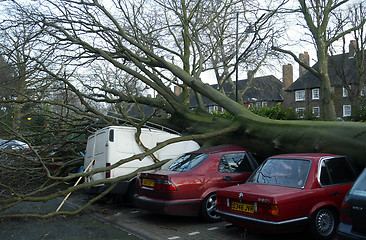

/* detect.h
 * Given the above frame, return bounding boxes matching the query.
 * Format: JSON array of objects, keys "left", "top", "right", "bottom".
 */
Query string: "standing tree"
[
  {"left": 273, "top": 0, "right": 366, "bottom": 121},
  {"left": 0, "top": 10, "right": 52, "bottom": 133},
  {"left": 205, "top": 0, "right": 284, "bottom": 103},
  {"left": 347, "top": 3, "right": 366, "bottom": 116}
]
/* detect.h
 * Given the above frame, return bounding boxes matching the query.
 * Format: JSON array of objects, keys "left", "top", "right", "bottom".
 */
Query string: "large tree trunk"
[{"left": 178, "top": 109, "right": 366, "bottom": 169}]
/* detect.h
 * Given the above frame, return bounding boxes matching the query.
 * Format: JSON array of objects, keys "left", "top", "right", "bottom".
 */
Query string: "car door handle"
[
  {"left": 332, "top": 191, "right": 339, "bottom": 196},
  {"left": 222, "top": 176, "right": 232, "bottom": 181}
]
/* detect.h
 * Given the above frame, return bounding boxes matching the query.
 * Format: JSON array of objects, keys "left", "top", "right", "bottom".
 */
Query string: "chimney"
[
  {"left": 283, "top": 64, "right": 293, "bottom": 89},
  {"left": 174, "top": 86, "right": 182, "bottom": 96},
  {"left": 247, "top": 70, "right": 254, "bottom": 80},
  {"left": 299, "top": 51, "right": 309, "bottom": 77},
  {"left": 349, "top": 40, "right": 357, "bottom": 56}
]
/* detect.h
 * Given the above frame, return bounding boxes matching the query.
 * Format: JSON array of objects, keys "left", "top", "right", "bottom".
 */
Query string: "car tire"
[
  {"left": 309, "top": 208, "right": 337, "bottom": 240},
  {"left": 200, "top": 192, "right": 221, "bottom": 223},
  {"left": 127, "top": 181, "right": 137, "bottom": 204}
]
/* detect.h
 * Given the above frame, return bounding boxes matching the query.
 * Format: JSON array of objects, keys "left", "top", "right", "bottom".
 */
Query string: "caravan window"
[{"left": 109, "top": 129, "right": 114, "bottom": 142}]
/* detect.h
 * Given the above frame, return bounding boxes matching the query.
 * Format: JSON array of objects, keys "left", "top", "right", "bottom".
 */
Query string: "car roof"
[
  {"left": 268, "top": 153, "right": 341, "bottom": 162},
  {"left": 194, "top": 144, "right": 247, "bottom": 154}
]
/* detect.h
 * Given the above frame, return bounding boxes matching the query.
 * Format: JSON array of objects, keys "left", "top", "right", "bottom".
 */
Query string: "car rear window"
[
  {"left": 247, "top": 158, "right": 311, "bottom": 188},
  {"left": 349, "top": 168, "right": 366, "bottom": 197},
  {"left": 165, "top": 153, "right": 208, "bottom": 172}
]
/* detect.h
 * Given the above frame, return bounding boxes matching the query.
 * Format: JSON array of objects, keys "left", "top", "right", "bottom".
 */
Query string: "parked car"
[
  {"left": 216, "top": 153, "right": 358, "bottom": 240},
  {"left": 0, "top": 139, "right": 29, "bottom": 151},
  {"left": 337, "top": 167, "right": 366, "bottom": 240},
  {"left": 134, "top": 144, "right": 259, "bottom": 222}
]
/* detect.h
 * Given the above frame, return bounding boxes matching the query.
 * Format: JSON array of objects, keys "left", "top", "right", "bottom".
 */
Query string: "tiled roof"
[
  {"left": 287, "top": 53, "right": 362, "bottom": 91},
  {"left": 189, "top": 75, "right": 283, "bottom": 108}
]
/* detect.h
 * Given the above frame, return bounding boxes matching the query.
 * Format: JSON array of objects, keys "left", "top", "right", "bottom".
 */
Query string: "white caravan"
[{"left": 83, "top": 126, "right": 200, "bottom": 201}]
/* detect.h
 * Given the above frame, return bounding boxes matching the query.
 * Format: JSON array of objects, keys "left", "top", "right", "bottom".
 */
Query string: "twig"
[{"left": 55, "top": 159, "right": 95, "bottom": 212}]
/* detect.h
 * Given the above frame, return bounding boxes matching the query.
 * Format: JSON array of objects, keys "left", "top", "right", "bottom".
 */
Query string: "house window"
[
  {"left": 262, "top": 102, "right": 267, "bottom": 107},
  {"left": 256, "top": 102, "right": 261, "bottom": 108},
  {"left": 295, "top": 90, "right": 305, "bottom": 101},
  {"left": 312, "top": 89, "right": 319, "bottom": 100},
  {"left": 208, "top": 106, "right": 219, "bottom": 113},
  {"left": 296, "top": 107, "right": 305, "bottom": 118},
  {"left": 312, "top": 107, "right": 320, "bottom": 117},
  {"left": 343, "top": 86, "right": 351, "bottom": 97},
  {"left": 343, "top": 105, "right": 351, "bottom": 117}
]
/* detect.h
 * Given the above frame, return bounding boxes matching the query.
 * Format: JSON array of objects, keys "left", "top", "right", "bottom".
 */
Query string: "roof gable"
[
  {"left": 287, "top": 53, "right": 362, "bottom": 91},
  {"left": 189, "top": 75, "right": 283, "bottom": 108}
]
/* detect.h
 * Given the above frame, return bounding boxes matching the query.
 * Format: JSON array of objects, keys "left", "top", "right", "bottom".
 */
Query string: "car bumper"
[
  {"left": 216, "top": 209, "right": 309, "bottom": 232},
  {"left": 83, "top": 180, "right": 130, "bottom": 196},
  {"left": 134, "top": 195, "right": 201, "bottom": 216},
  {"left": 337, "top": 222, "right": 366, "bottom": 240}
]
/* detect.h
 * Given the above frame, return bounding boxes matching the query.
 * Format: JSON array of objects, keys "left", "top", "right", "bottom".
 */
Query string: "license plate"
[
  {"left": 232, "top": 202, "right": 254, "bottom": 213},
  {"left": 142, "top": 178, "right": 155, "bottom": 187}
]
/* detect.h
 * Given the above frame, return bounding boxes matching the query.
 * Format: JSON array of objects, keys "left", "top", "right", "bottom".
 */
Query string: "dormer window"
[{"left": 295, "top": 90, "right": 305, "bottom": 101}]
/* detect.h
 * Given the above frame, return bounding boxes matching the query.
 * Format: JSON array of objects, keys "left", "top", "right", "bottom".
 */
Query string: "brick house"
[
  {"left": 282, "top": 40, "right": 365, "bottom": 119},
  {"left": 187, "top": 73, "right": 284, "bottom": 111}
]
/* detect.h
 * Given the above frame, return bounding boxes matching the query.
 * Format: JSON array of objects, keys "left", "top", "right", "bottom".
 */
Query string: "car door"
[
  {"left": 218, "top": 152, "right": 257, "bottom": 187},
  {"left": 320, "top": 157, "right": 357, "bottom": 206},
  {"left": 348, "top": 169, "right": 366, "bottom": 235}
]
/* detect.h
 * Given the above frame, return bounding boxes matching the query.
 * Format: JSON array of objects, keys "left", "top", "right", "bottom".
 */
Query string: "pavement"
[{"left": 0, "top": 197, "right": 141, "bottom": 240}]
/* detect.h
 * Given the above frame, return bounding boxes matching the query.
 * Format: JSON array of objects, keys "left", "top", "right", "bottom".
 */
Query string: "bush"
[{"left": 249, "top": 103, "right": 298, "bottom": 120}]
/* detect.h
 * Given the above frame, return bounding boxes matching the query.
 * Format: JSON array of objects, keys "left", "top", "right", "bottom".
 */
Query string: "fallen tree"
[{"left": 0, "top": 0, "right": 365, "bottom": 219}]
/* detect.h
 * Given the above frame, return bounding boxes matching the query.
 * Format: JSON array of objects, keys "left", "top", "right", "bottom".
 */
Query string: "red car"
[
  {"left": 216, "top": 153, "right": 358, "bottom": 240},
  {"left": 134, "top": 144, "right": 258, "bottom": 222}
]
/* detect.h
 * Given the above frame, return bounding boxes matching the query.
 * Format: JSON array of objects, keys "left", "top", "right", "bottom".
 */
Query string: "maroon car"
[
  {"left": 216, "top": 153, "right": 358, "bottom": 240},
  {"left": 134, "top": 144, "right": 258, "bottom": 222}
]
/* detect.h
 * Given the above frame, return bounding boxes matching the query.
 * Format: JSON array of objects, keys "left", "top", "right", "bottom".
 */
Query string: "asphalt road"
[
  {"left": 0, "top": 197, "right": 140, "bottom": 240},
  {"left": 0, "top": 192, "right": 339, "bottom": 240},
  {"left": 65, "top": 192, "right": 335, "bottom": 240}
]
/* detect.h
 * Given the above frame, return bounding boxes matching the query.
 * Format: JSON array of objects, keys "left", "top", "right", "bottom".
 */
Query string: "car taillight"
[
  {"left": 154, "top": 179, "right": 177, "bottom": 191},
  {"left": 136, "top": 174, "right": 141, "bottom": 187},
  {"left": 106, "top": 163, "right": 111, "bottom": 178},
  {"left": 340, "top": 201, "right": 352, "bottom": 224},
  {"left": 216, "top": 196, "right": 226, "bottom": 207},
  {"left": 256, "top": 203, "right": 280, "bottom": 216}
]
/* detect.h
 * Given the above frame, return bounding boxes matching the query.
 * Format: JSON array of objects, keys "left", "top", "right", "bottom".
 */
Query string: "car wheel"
[
  {"left": 127, "top": 181, "right": 137, "bottom": 204},
  {"left": 200, "top": 192, "right": 221, "bottom": 223},
  {"left": 310, "top": 208, "right": 337, "bottom": 240}
]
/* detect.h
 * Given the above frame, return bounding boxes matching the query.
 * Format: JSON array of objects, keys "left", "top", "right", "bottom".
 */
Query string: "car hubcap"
[
  {"left": 206, "top": 195, "right": 219, "bottom": 219},
  {"left": 316, "top": 209, "right": 334, "bottom": 236}
]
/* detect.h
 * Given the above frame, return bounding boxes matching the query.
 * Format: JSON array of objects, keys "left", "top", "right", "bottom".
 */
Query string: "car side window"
[
  {"left": 219, "top": 153, "right": 252, "bottom": 173},
  {"left": 320, "top": 157, "right": 356, "bottom": 186},
  {"left": 167, "top": 153, "right": 208, "bottom": 172},
  {"left": 320, "top": 163, "right": 331, "bottom": 185}
]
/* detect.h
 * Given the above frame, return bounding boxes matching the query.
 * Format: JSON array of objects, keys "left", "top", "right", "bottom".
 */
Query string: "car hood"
[{"left": 218, "top": 183, "right": 305, "bottom": 203}]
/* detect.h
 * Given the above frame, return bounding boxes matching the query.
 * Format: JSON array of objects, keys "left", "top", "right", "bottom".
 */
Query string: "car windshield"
[
  {"left": 349, "top": 168, "right": 366, "bottom": 197},
  {"left": 247, "top": 158, "right": 311, "bottom": 188},
  {"left": 163, "top": 153, "right": 208, "bottom": 172}
]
